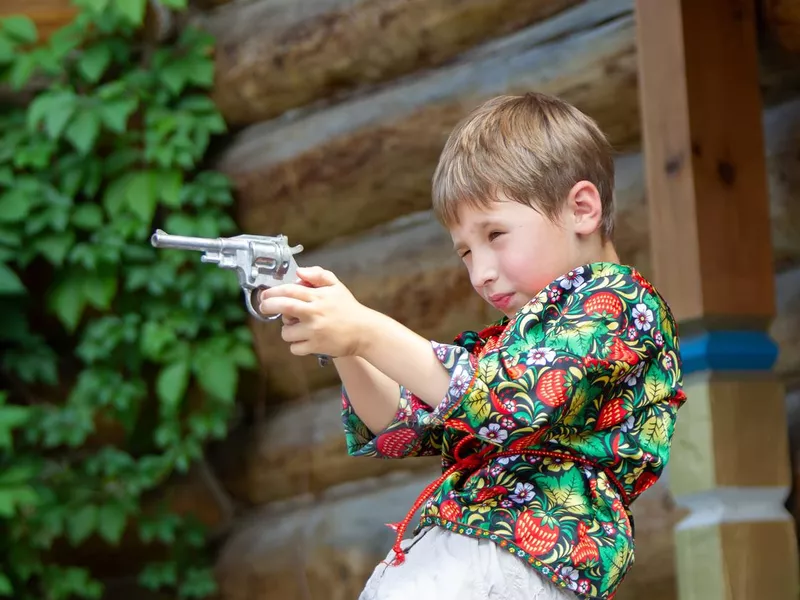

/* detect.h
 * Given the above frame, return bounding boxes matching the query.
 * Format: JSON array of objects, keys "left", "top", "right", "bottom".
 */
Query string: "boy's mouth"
[{"left": 488, "top": 292, "right": 514, "bottom": 310}]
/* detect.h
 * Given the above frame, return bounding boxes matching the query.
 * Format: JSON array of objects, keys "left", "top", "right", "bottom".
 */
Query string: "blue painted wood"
[{"left": 681, "top": 331, "right": 778, "bottom": 375}]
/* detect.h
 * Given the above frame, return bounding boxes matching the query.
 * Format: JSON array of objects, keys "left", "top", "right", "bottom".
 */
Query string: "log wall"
[{"left": 6, "top": 0, "right": 800, "bottom": 599}]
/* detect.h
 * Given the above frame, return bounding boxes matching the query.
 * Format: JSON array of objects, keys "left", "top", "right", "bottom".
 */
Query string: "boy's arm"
[
  {"left": 332, "top": 355, "right": 400, "bottom": 435},
  {"left": 355, "top": 309, "right": 453, "bottom": 410}
]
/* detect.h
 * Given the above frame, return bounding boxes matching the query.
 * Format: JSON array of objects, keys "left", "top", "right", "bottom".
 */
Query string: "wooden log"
[
  {"left": 200, "top": 0, "right": 587, "bottom": 126},
  {"left": 213, "top": 385, "right": 441, "bottom": 505},
  {"left": 219, "top": 0, "right": 640, "bottom": 251},
  {"left": 249, "top": 98, "right": 800, "bottom": 400},
  {"left": 761, "top": 0, "right": 800, "bottom": 54}
]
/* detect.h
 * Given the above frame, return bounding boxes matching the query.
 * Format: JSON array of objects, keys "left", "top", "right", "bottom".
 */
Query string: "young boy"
[{"left": 258, "top": 93, "right": 685, "bottom": 600}]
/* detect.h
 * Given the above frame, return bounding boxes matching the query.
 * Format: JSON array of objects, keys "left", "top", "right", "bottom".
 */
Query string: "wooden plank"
[
  {"left": 221, "top": 1, "right": 640, "bottom": 252},
  {"left": 197, "top": 0, "right": 586, "bottom": 125},
  {"left": 0, "top": 0, "right": 77, "bottom": 41},
  {"left": 635, "top": 0, "right": 775, "bottom": 322}
]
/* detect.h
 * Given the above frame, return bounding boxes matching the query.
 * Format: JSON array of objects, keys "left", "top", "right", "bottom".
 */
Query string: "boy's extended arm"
[
  {"left": 333, "top": 355, "right": 401, "bottom": 435},
  {"left": 354, "top": 308, "right": 452, "bottom": 409}
]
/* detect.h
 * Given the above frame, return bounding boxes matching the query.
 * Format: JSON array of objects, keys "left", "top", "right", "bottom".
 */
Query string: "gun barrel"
[{"left": 150, "top": 229, "right": 239, "bottom": 251}]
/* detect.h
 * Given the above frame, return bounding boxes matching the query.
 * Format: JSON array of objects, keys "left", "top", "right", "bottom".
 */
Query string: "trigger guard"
[{"left": 246, "top": 288, "right": 280, "bottom": 322}]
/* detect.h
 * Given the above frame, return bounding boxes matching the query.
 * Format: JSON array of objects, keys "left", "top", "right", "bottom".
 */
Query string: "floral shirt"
[{"left": 342, "top": 262, "right": 685, "bottom": 599}]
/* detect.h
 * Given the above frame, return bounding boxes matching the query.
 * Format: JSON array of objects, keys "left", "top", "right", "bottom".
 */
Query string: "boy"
[{"left": 258, "top": 93, "right": 685, "bottom": 600}]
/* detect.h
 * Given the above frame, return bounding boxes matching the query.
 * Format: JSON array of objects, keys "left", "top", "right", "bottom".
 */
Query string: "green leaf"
[
  {"left": 125, "top": 171, "right": 158, "bottom": 223},
  {"left": 78, "top": 44, "right": 111, "bottom": 83},
  {"left": 34, "top": 232, "right": 75, "bottom": 266},
  {"left": 0, "top": 33, "right": 14, "bottom": 63},
  {"left": 0, "top": 189, "right": 31, "bottom": 223},
  {"left": 0, "top": 485, "right": 38, "bottom": 517},
  {"left": 48, "top": 275, "right": 87, "bottom": 331},
  {"left": 0, "top": 264, "right": 24, "bottom": 295},
  {"left": 83, "top": 273, "right": 118, "bottom": 310},
  {"left": 100, "top": 98, "right": 137, "bottom": 133},
  {"left": 140, "top": 561, "right": 177, "bottom": 591},
  {"left": 194, "top": 354, "right": 237, "bottom": 403},
  {"left": 157, "top": 170, "right": 183, "bottom": 207},
  {"left": 160, "top": 0, "right": 188, "bottom": 8},
  {"left": 0, "top": 572, "right": 12, "bottom": 596},
  {"left": 116, "top": 0, "right": 147, "bottom": 25},
  {"left": 0, "top": 405, "right": 30, "bottom": 448},
  {"left": 64, "top": 111, "right": 101, "bottom": 155},
  {"left": 67, "top": 504, "right": 97, "bottom": 545},
  {"left": 7, "top": 53, "right": 37, "bottom": 90},
  {"left": 71, "top": 204, "right": 104, "bottom": 230},
  {"left": 156, "top": 360, "right": 190, "bottom": 410},
  {"left": 2, "top": 16, "right": 38, "bottom": 44},
  {"left": 97, "top": 504, "right": 127, "bottom": 544}
]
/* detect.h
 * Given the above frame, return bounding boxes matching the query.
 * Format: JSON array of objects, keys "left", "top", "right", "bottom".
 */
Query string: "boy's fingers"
[
  {"left": 296, "top": 266, "right": 338, "bottom": 288},
  {"left": 259, "top": 297, "right": 309, "bottom": 318},
  {"left": 260, "top": 283, "right": 315, "bottom": 303}
]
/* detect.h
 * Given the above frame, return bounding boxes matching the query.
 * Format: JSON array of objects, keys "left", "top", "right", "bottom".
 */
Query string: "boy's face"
[{"left": 449, "top": 192, "right": 595, "bottom": 318}]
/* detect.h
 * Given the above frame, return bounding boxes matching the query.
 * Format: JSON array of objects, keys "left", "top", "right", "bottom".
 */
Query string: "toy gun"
[{"left": 150, "top": 229, "right": 329, "bottom": 366}]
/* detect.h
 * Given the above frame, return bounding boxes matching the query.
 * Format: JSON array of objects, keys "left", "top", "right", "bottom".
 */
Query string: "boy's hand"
[{"left": 258, "top": 266, "right": 369, "bottom": 358}]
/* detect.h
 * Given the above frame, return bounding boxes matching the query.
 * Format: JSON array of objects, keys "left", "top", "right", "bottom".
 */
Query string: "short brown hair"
[{"left": 431, "top": 93, "right": 616, "bottom": 239}]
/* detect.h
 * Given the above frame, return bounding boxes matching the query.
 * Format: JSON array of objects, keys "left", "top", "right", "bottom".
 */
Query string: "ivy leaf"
[
  {"left": 0, "top": 573, "right": 12, "bottom": 596},
  {"left": 159, "top": 0, "right": 188, "bottom": 8},
  {"left": 71, "top": 204, "right": 104, "bottom": 230},
  {"left": 83, "top": 273, "right": 117, "bottom": 311},
  {"left": 33, "top": 232, "right": 76, "bottom": 266},
  {"left": 157, "top": 170, "right": 183, "bottom": 208},
  {"left": 99, "top": 98, "right": 138, "bottom": 133},
  {"left": 194, "top": 354, "right": 237, "bottom": 403},
  {"left": 116, "top": 0, "right": 147, "bottom": 26},
  {"left": 1, "top": 16, "right": 38, "bottom": 44},
  {"left": 126, "top": 171, "right": 159, "bottom": 223},
  {"left": 48, "top": 274, "right": 88, "bottom": 332},
  {"left": 156, "top": 360, "right": 190, "bottom": 410},
  {"left": 0, "top": 264, "right": 24, "bottom": 295},
  {"left": 0, "top": 189, "right": 31, "bottom": 223},
  {"left": 64, "top": 110, "right": 101, "bottom": 155},
  {"left": 97, "top": 503, "right": 127, "bottom": 545},
  {"left": 7, "top": 53, "right": 38, "bottom": 91},
  {"left": 78, "top": 43, "right": 111, "bottom": 83},
  {"left": 0, "top": 404, "right": 30, "bottom": 449},
  {"left": 67, "top": 504, "right": 97, "bottom": 545}
]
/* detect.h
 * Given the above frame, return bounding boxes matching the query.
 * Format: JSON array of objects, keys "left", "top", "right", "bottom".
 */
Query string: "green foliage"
[{"left": 0, "top": 1, "right": 257, "bottom": 597}]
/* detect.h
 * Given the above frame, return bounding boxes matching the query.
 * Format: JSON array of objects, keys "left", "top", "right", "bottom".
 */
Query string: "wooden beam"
[
  {"left": 219, "top": 1, "right": 640, "bottom": 251},
  {"left": 635, "top": 0, "right": 799, "bottom": 599},
  {"left": 197, "top": 0, "right": 585, "bottom": 126}
]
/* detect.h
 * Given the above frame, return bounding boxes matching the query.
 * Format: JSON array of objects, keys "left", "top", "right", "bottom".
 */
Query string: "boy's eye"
[
  {"left": 488, "top": 231, "right": 503, "bottom": 241},
  {"left": 459, "top": 250, "right": 471, "bottom": 259}
]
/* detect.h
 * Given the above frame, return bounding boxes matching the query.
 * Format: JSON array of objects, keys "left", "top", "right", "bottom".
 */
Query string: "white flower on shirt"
[
  {"left": 449, "top": 365, "right": 471, "bottom": 397},
  {"left": 632, "top": 303, "right": 654, "bottom": 331},
  {"left": 558, "top": 267, "right": 585, "bottom": 290},
  {"left": 510, "top": 482, "right": 535, "bottom": 504},
  {"left": 526, "top": 347, "right": 555, "bottom": 366},
  {"left": 560, "top": 566, "right": 580, "bottom": 590},
  {"left": 478, "top": 423, "right": 508, "bottom": 443}
]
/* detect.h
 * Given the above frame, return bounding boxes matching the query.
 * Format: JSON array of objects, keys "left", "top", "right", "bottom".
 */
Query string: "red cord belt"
[{"left": 384, "top": 434, "right": 630, "bottom": 566}]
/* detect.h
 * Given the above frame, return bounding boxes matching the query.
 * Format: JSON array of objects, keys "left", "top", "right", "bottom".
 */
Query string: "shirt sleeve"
[
  {"left": 430, "top": 267, "right": 685, "bottom": 450},
  {"left": 341, "top": 384, "right": 445, "bottom": 458}
]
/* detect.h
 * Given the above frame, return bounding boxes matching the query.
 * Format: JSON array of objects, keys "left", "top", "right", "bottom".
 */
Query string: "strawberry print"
[
  {"left": 516, "top": 511, "right": 560, "bottom": 556},
  {"left": 342, "top": 263, "right": 685, "bottom": 600},
  {"left": 583, "top": 291, "right": 623, "bottom": 318},
  {"left": 536, "top": 368, "right": 569, "bottom": 407},
  {"left": 595, "top": 398, "right": 627, "bottom": 430}
]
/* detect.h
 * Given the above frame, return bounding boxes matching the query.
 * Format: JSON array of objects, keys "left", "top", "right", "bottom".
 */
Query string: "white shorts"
[{"left": 358, "top": 526, "right": 577, "bottom": 600}]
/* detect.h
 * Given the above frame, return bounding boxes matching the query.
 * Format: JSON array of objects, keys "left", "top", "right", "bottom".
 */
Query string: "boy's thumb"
[{"left": 296, "top": 266, "right": 338, "bottom": 287}]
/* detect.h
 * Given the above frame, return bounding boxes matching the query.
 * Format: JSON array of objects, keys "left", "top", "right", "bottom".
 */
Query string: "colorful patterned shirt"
[{"left": 342, "top": 262, "right": 685, "bottom": 599}]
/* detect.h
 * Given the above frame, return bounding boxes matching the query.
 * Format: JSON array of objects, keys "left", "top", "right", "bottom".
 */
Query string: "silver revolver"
[{"left": 150, "top": 229, "right": 329, "bottom": 366}]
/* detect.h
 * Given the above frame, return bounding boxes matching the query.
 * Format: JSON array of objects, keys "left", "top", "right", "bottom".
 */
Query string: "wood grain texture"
[
  {"left": 221, "top": 2, "right": 640, "bottom": 252},
  {"left": 199, "top": 0, "right": 585, "bottom": 125},
  {"left": 635, "top": 0, "right": 776, "bottom": 322}
]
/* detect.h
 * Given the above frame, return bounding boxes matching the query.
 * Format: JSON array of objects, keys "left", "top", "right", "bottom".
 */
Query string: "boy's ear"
[{"left": 566, "top": 180, "right": 603, "bottom": 236}]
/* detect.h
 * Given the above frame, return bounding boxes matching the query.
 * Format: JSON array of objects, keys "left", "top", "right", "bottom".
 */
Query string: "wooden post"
[{"left": 634, "top": 0, "right": 800, "bottom": 598}]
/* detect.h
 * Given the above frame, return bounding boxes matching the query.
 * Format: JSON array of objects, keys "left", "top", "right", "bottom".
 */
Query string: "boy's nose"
[{"left": 470, "top": 258, "right": 498, "bottom": 289}]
